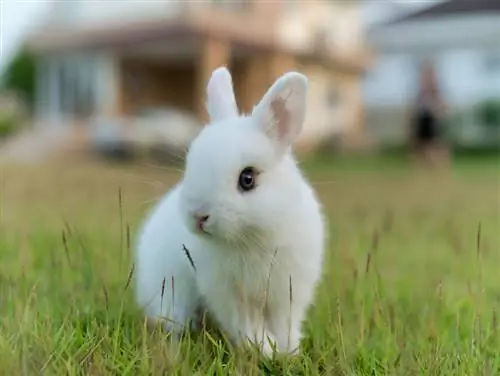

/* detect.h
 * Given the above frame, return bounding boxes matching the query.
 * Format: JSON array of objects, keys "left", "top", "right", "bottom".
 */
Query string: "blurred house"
[
  {"left": 360, "top": 0, "right": 439, "bottom": 28},
  {"left": 363, "top": 0, "right": 500, "bottom": 146},
  {"left": 26, "top": 0, "right": 371, "bottom": 153}
]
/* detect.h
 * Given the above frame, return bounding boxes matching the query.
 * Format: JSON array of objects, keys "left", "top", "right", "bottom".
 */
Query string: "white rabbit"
[{"left": 135, "top": 66, "right": 326, "bottom": 356}]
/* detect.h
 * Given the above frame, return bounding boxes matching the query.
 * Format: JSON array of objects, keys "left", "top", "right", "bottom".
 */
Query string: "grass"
[{"left": 0, "top": 154, "right": 499, "bottom": 375}]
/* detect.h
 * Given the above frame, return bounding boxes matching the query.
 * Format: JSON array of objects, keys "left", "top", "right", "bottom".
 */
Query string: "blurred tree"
[
  {"left": 477, "top": 99, "right": 500, "bottom": 128},
  {"left": 0, "top": 47, "right": 36, "bottom": 112}
]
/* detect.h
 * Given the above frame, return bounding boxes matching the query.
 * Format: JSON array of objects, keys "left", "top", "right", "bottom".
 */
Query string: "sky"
[
  {"left": 0, "top": 0, "right": 49, "bottom": 72},
  {"left": 0, "top": 0, "right": 440, "bottom": 73}
]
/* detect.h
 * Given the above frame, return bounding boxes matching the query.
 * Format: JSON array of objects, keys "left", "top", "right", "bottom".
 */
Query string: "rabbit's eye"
[{"left": 238, "top": 167, "right": 257, "bottom": 192}]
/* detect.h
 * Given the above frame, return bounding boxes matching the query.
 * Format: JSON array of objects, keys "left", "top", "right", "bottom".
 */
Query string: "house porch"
[{"left": 35, "top": 34, "right": 298, "bottom": 127}]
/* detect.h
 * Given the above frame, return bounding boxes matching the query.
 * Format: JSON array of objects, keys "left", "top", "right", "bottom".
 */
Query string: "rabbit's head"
[{"left": 179, "top": 67, "right": 309, "bottom": 245}]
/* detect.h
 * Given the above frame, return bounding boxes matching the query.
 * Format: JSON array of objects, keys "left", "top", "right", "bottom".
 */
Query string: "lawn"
[{"left": 0, "top": 155, "right": 499, "bottom": 375}]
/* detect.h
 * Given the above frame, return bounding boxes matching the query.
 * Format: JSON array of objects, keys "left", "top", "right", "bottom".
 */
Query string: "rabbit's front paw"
[
  {"left": 261, "top": 335, "right": 278, "bottom": 357},
  {"left": 280, "top": 327, "right": 302, "bottom": 355},
  {"left": 247, "top": 332, "right": 278, "bottom": 357}
]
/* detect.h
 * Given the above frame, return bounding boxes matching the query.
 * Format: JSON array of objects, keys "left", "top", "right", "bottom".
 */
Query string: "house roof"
[
  {"left": 367, "top": 0, "right": 500, "bottom": 52},
  {"left": 386, "top": 0, "right": 500, "bottom": 25},
  {"left": 28, "top": 12, "right": 372, "bottom": 73}
]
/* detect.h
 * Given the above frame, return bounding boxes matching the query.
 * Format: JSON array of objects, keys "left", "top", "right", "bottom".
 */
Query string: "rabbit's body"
[
  {"left": 135, "top": 67, "right": 326, "bottom": 356},
  {"left": 187, "top": 154, "right": 324, "bottom": 353},
  {"left": 135, "top": 184, "right": 201, "bottom": 331}
]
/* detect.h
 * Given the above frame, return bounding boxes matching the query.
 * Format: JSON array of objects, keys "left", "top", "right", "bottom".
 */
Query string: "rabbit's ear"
[
  {"left": 251, "top": 72, "right": 308, "bottom": 154},
  {"left": 206, "top": 66, "right": 239, "bottom": 123}
]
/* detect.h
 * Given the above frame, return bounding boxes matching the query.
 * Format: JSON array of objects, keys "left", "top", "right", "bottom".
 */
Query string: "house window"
[
  {"left": 73, "top": 57, "right": 96, "bottom": 118},
  {"left": 483, "top": 53, "right": 500, "bottom": 74},
  {"left": 312, "top": 29, "right": 330, "bottom": 54},
  {"left": 326, "top": 87, "right": 340, "bottom": 108}
]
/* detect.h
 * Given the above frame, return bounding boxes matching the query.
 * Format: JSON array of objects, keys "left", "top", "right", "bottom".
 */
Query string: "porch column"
[
  {"left": 46, "top": 57, "right": 62, "bottom": 125},
  {"left": 195, "top": 37, "right": 231, "bottom": 124},
  {"left": 35, "top": 56, "right": 49, "bottom": 126},
  {"left": 239, "top": 52, "right": 297, "bottom": 114},
  {"left": 239, "top": 56, "right": 268, "bottom": 114},
  {"left": 341, "top": 76, "right": 366, "bottom": 150},
  {"left": 95, "top": 54, "right": 121, "bottom": 117},
  {"left": 266, "top": 51, "right": 297, "bottom": 83}
]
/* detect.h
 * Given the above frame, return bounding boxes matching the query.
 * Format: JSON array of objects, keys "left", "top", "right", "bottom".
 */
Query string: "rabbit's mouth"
[
  {"left": 194, "top": 221, "right": 213, "bottom": 237},
  {"left": 196, "top": 227, "right": 211, "bottom": 236}
]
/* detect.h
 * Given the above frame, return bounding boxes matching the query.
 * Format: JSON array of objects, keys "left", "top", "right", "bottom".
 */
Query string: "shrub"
[
  {"left": 0, "top": 116, "right": 16, "bottom": 138},
  {"left": 1, "top": 47, "right": 36, "bottom": 112},
  {"left": 476, "top": 99, "right": 500, "bottom": 127}
]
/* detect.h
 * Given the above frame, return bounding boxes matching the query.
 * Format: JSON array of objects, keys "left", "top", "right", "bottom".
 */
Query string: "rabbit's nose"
[{"left": 195, "top": 215, "right": 210, "bottom": 232}]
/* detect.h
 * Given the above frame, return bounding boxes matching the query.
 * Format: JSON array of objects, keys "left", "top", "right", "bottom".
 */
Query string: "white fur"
[
  {"left": 135, "top": 66, "right": 326, "bottom": 356},
  {"left": 205, "top": 67, "right": 239, "bottom": 123}
]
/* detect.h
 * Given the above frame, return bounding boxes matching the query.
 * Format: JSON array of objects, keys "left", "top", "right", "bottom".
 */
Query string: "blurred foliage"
[
  {"left": 442, "top": 110, "right": 465, "bottom": 142},
  {"left": 476, "top": 99, "right": 500, "bottom": 128},
  {"left": 443, "top": 110, "right": 465, "bottom": 129},
  {"left": 0, "top": 115, "right": 17, "bottom": 138},
  {"left": 1, "top": 47, "right": 36, "bottom": 112}
]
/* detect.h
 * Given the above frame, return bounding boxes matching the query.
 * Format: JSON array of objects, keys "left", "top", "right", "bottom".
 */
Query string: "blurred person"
[{"left": 410, "top": 60, "right": 449, "bottom": 167}]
